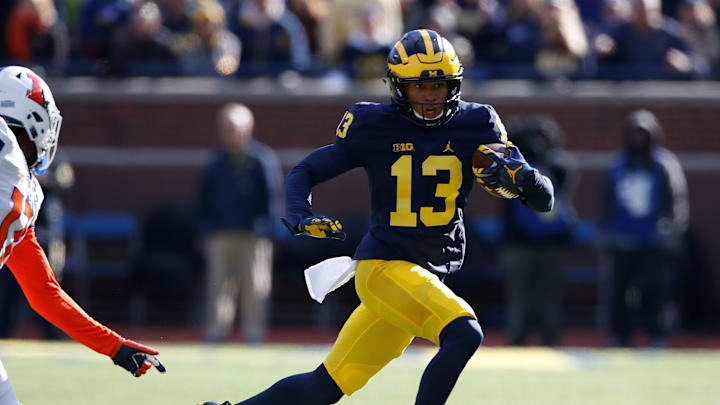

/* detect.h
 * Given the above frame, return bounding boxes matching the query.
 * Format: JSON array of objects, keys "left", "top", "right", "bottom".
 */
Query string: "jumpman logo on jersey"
[{"left": 443, "top": 141, "right": 454, "bottom": 153}]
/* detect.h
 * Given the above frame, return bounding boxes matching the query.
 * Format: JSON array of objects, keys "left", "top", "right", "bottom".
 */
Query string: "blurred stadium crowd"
[{"left": 2, "top": 0, "right": 720, "bottom": 80}]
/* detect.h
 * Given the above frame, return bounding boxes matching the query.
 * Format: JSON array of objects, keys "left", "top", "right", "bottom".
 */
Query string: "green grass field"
[{"left": 1, "top": 340, "right": 719, "bottom": 404}]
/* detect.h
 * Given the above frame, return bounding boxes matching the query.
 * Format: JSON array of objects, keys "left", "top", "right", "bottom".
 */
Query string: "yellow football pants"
[{"left": 323, "top": 259, "right": 476, "bottom": 395}]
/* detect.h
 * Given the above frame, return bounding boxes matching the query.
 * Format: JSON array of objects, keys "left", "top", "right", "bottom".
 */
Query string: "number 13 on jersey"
[
  {"left": 390, "top": 155, "right": 462, "bottom": 227},
  {"left": 335, "top": 111, "right": 354, "bottom": 139}
]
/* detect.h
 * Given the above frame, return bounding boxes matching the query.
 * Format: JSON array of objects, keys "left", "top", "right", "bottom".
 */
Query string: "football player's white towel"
[{"left": 304, "top": 256, "right": 357, "bottom": 303}]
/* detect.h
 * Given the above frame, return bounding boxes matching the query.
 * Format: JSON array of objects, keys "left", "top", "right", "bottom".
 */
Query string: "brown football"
[
  {"left": 472, "top": 143, "right": 519, "bottom": 199},
  {"left": 472, "top": 142, "right": 509, "bottom": 168}
]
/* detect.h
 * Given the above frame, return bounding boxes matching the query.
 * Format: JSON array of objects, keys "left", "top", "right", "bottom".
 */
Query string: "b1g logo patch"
[{"left": 393, "top": 142, "right": 414, "bottom": 152}]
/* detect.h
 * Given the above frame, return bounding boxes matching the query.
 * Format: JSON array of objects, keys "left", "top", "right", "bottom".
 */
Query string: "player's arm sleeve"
[
  {"left": 518, "top": 169, "right": 555, "bottom": 213},
  {"left": 6, "top": 228, "right": 124, "bottom": 357},
  {"left": 284, "top": 143, "right": 362, "bottom": 227}
]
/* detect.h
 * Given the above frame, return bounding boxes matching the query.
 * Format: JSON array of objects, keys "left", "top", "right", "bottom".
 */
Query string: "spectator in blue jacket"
[
  {"left": 197, "top": 103, "right": 283, "bottom": 343},
  {"left": 78, "top": 0, "right": 134, "bottom": 67},
  {"left": 598, "top": 109, "right": 689, "bottom": 347}
]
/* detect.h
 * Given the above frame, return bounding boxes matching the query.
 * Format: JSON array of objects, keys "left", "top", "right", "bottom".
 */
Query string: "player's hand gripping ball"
[{"left": 472, "top": 142, "right": 520, "bottom": 199}]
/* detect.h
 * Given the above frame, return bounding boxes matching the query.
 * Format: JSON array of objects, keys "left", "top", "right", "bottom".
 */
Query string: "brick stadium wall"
[
  {"left": 58, "top": 96, "right": 720, "bottom": 214},
  {"left": 59, "top": 97, "right": 720, "bottom": 150},
  {"left": 52, "top": 83, "right": 720, "bottom": 322}
]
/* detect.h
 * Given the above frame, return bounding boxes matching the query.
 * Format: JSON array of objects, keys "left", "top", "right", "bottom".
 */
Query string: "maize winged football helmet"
[
  {"left": 386, "top": 29, "right": 463, "bottom": 127},
  {"left": 0, "top": 66, "right": 62, "bottom": 174}
]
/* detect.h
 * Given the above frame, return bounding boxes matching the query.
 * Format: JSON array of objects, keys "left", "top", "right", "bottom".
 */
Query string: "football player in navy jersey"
[{"left": 202, "top": 29, "right": 553, "bottom": 405}]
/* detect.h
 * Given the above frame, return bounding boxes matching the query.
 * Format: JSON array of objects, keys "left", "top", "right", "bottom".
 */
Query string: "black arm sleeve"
[
  {"left": 519, "top": 169, "right": 555, "bottom": 212},
  {"left": 284, "top": 144, "right": 362, "bottom": 227}
]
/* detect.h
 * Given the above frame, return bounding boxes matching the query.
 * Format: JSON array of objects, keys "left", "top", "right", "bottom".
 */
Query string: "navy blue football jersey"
[{"left": 285, "top": 100, "right": 507, "bottom": 274}]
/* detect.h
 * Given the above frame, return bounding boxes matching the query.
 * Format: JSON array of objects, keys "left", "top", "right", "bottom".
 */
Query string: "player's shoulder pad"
[
  {"left": 0, "top": 117, "right": 22, "bottom": 160},
  {"left": 0, "top": 118, "right": 32, "bottom": 195},
  {"left": 454, "top": 101, "right": 508, "bottom": 143},
  {"left": 0, "top": 118, "right": 13, "bottom": 151},
  {"left": 335, "top": 102, "right": 392, "bottom": 143},
  {"left": 347, "top": 101, "right": 387, "bottom": 116}
]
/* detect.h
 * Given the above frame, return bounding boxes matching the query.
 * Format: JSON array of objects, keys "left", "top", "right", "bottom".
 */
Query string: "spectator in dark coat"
[
  {"left": 197, "top": 103, "right": 283, "bottom": 343},
  {"left": 110, "top": 1, "right": 179, "bottom": 76},
  {"left": 595, "top": 0, "right": 706, "bottom": 79},
  {"left": 79, "top": 0, "right": 133, "bottom": 63},
  {"left": 177, "top": 0, "right": 241, "bottom": 76},
  {"left": 499, "top": 115, "right": 577, "bottom": 346},
  {"left": 229, "top": 0, "right": 311, "bottom": 76}
]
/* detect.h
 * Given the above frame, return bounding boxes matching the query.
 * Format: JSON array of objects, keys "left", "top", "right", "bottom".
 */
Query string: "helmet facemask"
[
  {"left": 386, "top": 74, "right": 462, "bottom": 127},
  {"left": 29, "top": 102, "right": 61, "bottom": 174}
]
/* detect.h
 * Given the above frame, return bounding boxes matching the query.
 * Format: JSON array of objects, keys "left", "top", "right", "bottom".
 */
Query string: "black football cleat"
[{"left": 197, "top": 402, "right": 231, "bottom": 405}]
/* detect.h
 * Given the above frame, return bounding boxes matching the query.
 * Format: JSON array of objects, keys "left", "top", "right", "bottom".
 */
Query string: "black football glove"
[
  {"left": 281, "top": 216, "right": 346, "bottom": 240},
  {"left": 476, "top": 143, "right": 534, "bottom": 191},
  {"left": 112, "top": 339, "right": 166, "bottom": 377}
]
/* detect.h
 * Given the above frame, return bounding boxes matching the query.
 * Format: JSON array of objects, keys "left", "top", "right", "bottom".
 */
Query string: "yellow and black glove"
[{"left": 281, "top": 216, "right": 346, "bottom": 241}]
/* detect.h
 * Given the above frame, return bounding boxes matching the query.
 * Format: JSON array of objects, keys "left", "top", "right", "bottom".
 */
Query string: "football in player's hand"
[
  {"left": 472, "top": 142, "right": 509, "bottom": 169},
  {"left": 472, "top": 143, "right": 520, "bottom": 199}
]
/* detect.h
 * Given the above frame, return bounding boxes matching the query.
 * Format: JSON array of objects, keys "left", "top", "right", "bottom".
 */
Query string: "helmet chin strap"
[
  {"left": 8, "top": 123, "right": 44, "bottom": 172},
  {"left": 33, "top": 156, "right": 48, "bottom": 175},
  {"left": 412, "top": 106, "right": 445, "bottom": 121}
]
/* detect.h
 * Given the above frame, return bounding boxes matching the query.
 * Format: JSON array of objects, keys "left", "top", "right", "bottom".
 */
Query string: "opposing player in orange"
[{"left": 0, "top": 66, "right": 165, "bottom": 404}]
